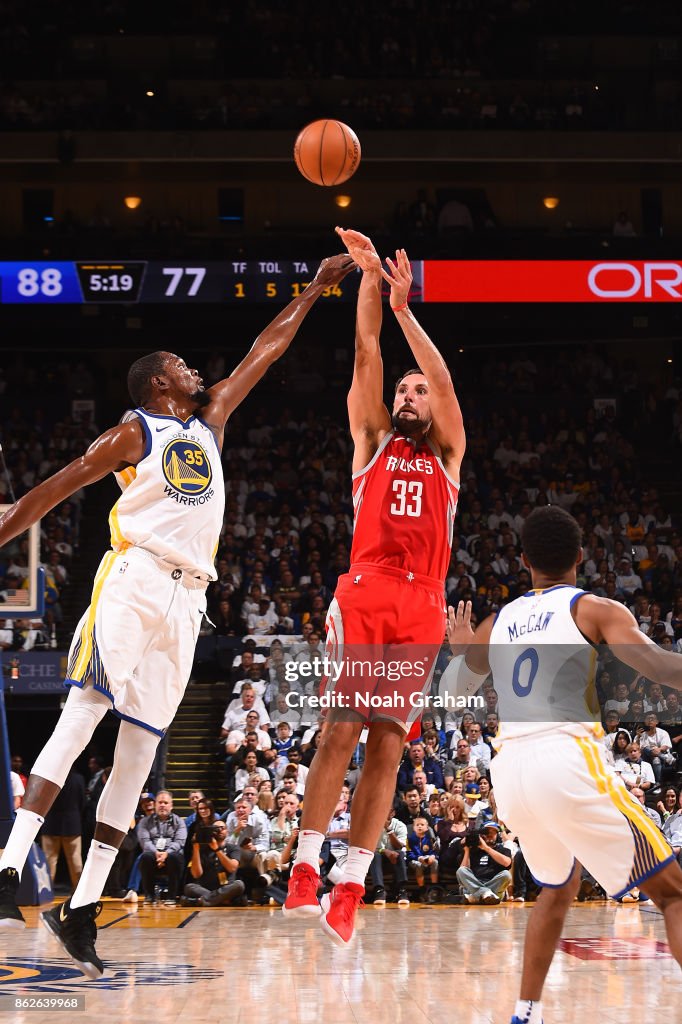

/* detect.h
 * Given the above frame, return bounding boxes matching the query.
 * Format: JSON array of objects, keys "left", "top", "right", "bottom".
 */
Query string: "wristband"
[{"left": 391, "top": 302, "right": 409, "bottom": 312}]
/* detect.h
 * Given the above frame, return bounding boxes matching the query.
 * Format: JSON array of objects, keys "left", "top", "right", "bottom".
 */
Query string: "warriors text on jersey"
[
  {"left": 109, "top": 409, "right": 225, "bottom": 580},
  {"left": 350, "top": 431, "right": 459, "bottom": 582},
  {"left": 488, "top": 584, "right": 602, "bottom": 744}
]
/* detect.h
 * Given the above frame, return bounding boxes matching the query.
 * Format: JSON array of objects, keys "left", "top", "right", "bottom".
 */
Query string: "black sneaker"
[
  {"left": 179, "top": 896, "right": 201, "bottom": 908},
  {"left": 369, "top": 885, "right": 386, "bottom": 906},
  {"left": 0, "top": 868, "right": 26, "bottom": 929},
  {"left": 40, "top": 899, "right": 104, "bottom": 980}
]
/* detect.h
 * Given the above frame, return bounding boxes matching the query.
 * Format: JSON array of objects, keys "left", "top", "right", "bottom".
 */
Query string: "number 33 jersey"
[
  {"left": 108, "top": 409, "right": 225, "bottom": 580},
  {"left": 488, "top": 584, "right": 603, "bottom": 744},
  {"left": 350, "top": 431, "right": 459, "bottom": 582}
]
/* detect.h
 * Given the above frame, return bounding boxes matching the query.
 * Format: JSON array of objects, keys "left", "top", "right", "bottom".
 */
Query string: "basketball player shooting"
[
  {"left": 0, "top": 254, "right": 354, "bottom": 978},
  {"left": 283, "top": 228, "right": 465, "bottom": 944},
  {"left": 444, "top": 505, "right": 682, "bottom": 1024}
]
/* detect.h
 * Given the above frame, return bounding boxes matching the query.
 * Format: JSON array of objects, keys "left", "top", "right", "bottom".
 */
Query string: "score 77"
[{"left": 162, "top": 267, "right": 207, "bottom": 297}]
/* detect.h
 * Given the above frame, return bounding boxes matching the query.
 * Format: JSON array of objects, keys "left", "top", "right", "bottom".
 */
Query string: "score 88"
[{"left": 17, "top": 268, "right": 63, "bottom": 297}]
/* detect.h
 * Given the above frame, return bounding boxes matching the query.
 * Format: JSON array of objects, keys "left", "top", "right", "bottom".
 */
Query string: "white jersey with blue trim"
[
  {"left": 488, "top": 584, "right": 602, "bottom": 745},
  {"left": 109, "top": 408, "right": 224, "bottom": 580}
]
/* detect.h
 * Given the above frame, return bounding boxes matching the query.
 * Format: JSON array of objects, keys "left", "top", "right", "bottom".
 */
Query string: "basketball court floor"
[{"left": 0, "top": 899, "right": 675, "bottom": 1023}]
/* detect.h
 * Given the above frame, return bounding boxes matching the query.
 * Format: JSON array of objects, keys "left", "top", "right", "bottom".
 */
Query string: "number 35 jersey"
[
  {"left": 109, "top": 409, "right": 225, "bottom": 580},
  {"left": 350, "top": 431, "right": 459, "bottom": 582},
  {"left": 488, "top": 584, "right": 602, "bottom": 745}
]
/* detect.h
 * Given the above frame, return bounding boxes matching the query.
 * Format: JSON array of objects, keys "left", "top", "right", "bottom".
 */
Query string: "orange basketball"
[{"left": 293, "top": 119, "right": 361, "bottom": 186}]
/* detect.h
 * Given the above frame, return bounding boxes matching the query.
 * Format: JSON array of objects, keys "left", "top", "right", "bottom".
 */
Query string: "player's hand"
[
  {"left": 381, "top": 247, "right": 412, "bottom": 307},
  {"left": 448, "top": 601, "right": 475, "bottom": 654},
  {"left": 311, "top": 254, "right": 356, "bottom": 289},
  {"left": 335, "top": 227, "right": 382, "bottom": 274}
]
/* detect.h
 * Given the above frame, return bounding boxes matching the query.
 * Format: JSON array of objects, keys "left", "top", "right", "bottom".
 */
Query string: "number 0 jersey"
[
  {"left": 488, "top": 584, "right": 603, "bottom": 745},
  {"left": 350, "top": 431, "right": 459, "bottom": 582},
  {"left": 109, "top": 409, "right": 225, "bottom": 580}
]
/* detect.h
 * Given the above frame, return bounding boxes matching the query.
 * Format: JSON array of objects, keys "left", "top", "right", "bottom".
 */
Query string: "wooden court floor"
[{"left": 0, "top": 898, "right": 677, "bottom": 1024}]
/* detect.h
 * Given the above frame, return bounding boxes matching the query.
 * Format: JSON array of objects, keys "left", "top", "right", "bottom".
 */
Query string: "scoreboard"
[
  {"left": 0, "top": 260, "right": 381, "bottom": 305},
  {"left": 0, "top": 259, "right": 681, "bottom": 304}
]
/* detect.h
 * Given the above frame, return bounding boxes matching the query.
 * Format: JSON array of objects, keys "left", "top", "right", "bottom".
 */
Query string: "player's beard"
[
  {"left": 391, "top": 410, "right": 429, "bottom": 437},
  {"left": 191, "top": 387, "right": 212, "bottom": 409}
]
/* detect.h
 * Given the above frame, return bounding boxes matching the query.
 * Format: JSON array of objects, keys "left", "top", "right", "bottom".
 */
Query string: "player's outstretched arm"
[
  {"left": 381, "top": 248, "right": 465, "bottom": 476},
  {"left": 438, "top": 601, "right": 493, "bottom": 702},
  {"left": 336, "top": 228, "right": 391, "bottom": 471},
  {"left": 0, "top": 421, "right": 146, "bottom": 548},
  {"left": 204, "top": 254, "right": 355, "bottom": 429},
  {"left": 576, "top": 595, "right": 682, "bottom": 690}
]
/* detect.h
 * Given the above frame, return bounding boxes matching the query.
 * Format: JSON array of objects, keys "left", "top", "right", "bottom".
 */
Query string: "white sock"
[
  {"left": 340, "top": 846, "right": 373, "bottom": 889},
  {"left": 0, "top": 808, "right": 44, "bottom": 878},
  {"left": 514, "top": 1000, "right": 543, "bottom": 1024},
  {"left": 70, "top": 840, "right": 117, "bottom": 909},
  {"left": 294, "top": 829, "right": 325, "bottom": 871}
]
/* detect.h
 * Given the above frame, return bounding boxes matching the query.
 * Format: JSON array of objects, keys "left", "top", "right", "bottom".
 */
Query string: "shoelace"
[
  {"left": 290, "top": 866, "right": 318, "bottom": 897},
  {"left": 333, "top": 887, "right": 364, "bottom": 924}
]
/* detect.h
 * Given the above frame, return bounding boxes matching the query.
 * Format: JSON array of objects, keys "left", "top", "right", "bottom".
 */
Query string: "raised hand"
[
  {"left": 335, "top": 226, "right": 382, "bottom": 274},
  {"left": 448, "top": 600, "right": 475, "bottom": 654},
  {"left": 311, "top": 253, "right": 356, "bottom": 288},
  {"left": 381, "top": 247, "right": 413, "bottom": 308}
]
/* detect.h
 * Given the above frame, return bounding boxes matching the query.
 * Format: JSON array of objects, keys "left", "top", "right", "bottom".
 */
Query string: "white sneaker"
[{"left": 123, "top": 890, "right": 138, "bottom": 904}]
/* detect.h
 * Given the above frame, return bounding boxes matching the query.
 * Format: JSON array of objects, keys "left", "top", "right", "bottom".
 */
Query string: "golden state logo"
[{"left": 162, "top": 439, "right": 214, "bottom": 506}]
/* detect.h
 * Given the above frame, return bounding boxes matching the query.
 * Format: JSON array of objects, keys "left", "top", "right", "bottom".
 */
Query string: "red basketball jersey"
[{"left": 350, "top": 432, "right": 459, "bottom": 582}]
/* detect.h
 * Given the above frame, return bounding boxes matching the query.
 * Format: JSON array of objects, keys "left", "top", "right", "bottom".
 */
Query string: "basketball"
[{"left": 293, "top": 119, "right": 361, "bottom": 186}]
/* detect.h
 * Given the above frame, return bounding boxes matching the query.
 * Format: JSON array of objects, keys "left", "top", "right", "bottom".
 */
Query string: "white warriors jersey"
[
  {"left": 488, "top": 584, "right": 602, "bottom": 746},
  {"left": 109, "top": 409, "right": 225, "bottom": 580}
]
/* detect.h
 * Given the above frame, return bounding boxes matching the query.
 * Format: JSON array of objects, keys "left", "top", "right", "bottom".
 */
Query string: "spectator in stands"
[
  {"left": 397, "top": 740, "right": 444, "bottom": 792},
  {"left": 182, "top": 820, "right": 246, "bottom": 907},
  {"left": 662, "top": 790, "right": 682, "bottom": 866},
  {"left": 263, "top": 792, "right": 300, "bottom": 876},
  {"left": 465, "top": 721, "right": 492, "bottom": 773},
  {"left": 370, "top": 811, "right": 409, "bottom": 906},
  {"left": 137, "top": 791, "right": 187, "bottom": 906},
  {"left": 395, "top": 786, "right": 432, "bottom": 829},
  {"left": 444, "top": 739, "right": 483, "bottom": 788},
  {"left": 406, "top": 816, "right": 439, "bottom": 899},
  {"left": 614, "top": 742, "right": 656, "bottom": 791},
  {"left": 184, "top": 790, "right": 205, "bottom": 828},
  {"left": 40, "top": 767, "right": 84, "bottom": 892},
  {"left": 436, "top": 794, "right": 469, "bottom": 875},
  {"left": 456, "top": 821, "right": 512, "bottom": 905},
  {"left": 221, "top": 683, "right": 269, "bottom": 737},
  {"left": 638, "top": 713, "right": 675, "bottom": 783},
  {"left": 185, "top": 797, "right": 219, "bottom": 855}
]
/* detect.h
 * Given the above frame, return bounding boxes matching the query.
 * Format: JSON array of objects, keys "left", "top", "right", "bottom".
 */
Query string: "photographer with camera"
[
  {"left": 136, "top": 791, "right": 187, "bottom": 906},
  {"left": 181, "top": 820, "right": 246, "bottom": 907},
  {"left": 455, "top": 820, "right": 512, "bottom": 905}
]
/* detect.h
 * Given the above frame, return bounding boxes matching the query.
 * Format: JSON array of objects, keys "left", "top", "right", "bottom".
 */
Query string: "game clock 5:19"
[{"left": 75, "top": 262, "right": 146, "bottom": 302}]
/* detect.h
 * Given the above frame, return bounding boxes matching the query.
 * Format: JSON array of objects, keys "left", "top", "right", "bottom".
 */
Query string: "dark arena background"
[{"left": 1, "top": 3, "right": 681, "bottom": 1021}]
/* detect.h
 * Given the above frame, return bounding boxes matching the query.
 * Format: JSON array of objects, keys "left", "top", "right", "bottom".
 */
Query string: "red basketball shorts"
[{"left": 322, "top": 562, "right": 446, "bottom": 730}]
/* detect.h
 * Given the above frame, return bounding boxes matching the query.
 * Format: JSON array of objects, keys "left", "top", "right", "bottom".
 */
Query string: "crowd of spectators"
[
  {"left": 3, "top": 78, "right": 672, "bottom": 134},
  {"left": 0, "top": 383, "right": 100, "bottom": 644},
  {"left": 0, "top": 1, "right": 679, "bottom": 131}
]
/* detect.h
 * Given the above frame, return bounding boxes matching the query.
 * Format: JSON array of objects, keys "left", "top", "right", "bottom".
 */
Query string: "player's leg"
[
  {"left": 320, "top": 720, "right": 405, "bottom": 944},
  {"left": 41, "top": 719, "right": 160, "bottom": 978},
  {"left": 636, "top": 861, "right": 682, "bottom": 964},
  {"left": 0, "top": 683, "right": 110, "bottom": 928},
  {"left": 516, "top": 863, "right": 582, "bottom": 1010},
  {"left": 283, "top": 715, "right": 363, "bottom": 917}
]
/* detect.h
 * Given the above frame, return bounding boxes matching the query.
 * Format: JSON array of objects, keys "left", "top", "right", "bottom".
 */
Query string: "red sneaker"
[
  {"left": 319, "top": 882, "right": 364, "bottom": 946},
  {"left": 282, "top": 863, "right": 321, "bottom": 917}
]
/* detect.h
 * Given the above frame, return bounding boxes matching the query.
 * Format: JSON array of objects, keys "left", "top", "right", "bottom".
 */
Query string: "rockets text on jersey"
[{"left": 351, "top": 431, "right": 459, "bottom": 582}]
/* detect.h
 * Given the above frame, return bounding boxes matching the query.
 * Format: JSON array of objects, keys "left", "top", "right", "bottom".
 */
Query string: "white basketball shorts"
[
  {"left": 491, "top": 731, "right": 674, "bottom": 898},
  {"left": 65, "top": 547, "right": 207, "bottom": 736}
]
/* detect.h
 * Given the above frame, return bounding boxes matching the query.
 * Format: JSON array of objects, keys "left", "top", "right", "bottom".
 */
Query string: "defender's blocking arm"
[{"left": 204, "top": 254, "right": 355, "bottom": 434}]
